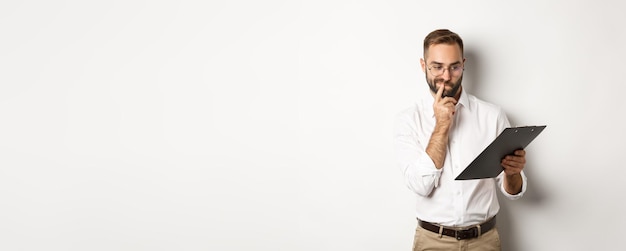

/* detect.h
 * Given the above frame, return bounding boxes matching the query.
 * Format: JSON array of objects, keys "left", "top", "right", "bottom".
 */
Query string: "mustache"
[
  {"left": 426, "top": 73, "right": 463, "bottom": 97},
  {"left": 435, "top": 79, "right": 451, "bottom": 84}
]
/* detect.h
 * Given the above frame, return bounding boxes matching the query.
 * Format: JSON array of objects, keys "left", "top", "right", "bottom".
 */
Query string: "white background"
[{"left": 1, "top": 1, "right": 625, "bottom": 250}]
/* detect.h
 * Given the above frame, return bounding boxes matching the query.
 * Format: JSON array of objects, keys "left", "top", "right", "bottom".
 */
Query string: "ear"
[{"left": 420, "top": 58, "right": 426, "bottom": 73}]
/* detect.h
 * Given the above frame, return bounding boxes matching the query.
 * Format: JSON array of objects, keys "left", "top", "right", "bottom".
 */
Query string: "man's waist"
[
  {"left": 417, "top": 217, "right": 496, "bottom": 240},
  {"left": 414, "top": 213, "right": 498, "bottom": 227}
]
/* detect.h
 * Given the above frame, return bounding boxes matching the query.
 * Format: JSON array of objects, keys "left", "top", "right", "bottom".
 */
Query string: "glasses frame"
[{"left": 426, "top": 63, "right": 464, "bottom": 77}]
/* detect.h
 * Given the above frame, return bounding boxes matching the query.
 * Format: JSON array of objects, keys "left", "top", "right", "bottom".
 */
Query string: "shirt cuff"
[
  {"left": 499, "top": 171, "right": 527, "bottom": 200},
  {"left": 417, "top": 154, "right": 442, "bottom": 188}
]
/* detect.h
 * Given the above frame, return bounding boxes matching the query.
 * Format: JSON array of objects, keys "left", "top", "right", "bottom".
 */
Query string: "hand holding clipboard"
[{"left": 455, "top": 126, "right": 546, "bottom": 180}]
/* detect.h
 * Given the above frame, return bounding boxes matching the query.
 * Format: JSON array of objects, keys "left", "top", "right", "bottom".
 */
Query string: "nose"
[{"left": 440, "top": 68, "right": 452, "bottom": 81}]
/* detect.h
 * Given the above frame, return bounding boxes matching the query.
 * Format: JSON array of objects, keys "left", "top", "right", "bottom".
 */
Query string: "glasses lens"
[
  {"left": 451, "top": 66, "right": 462, "bottom": 75},
  {"left": 430, "top": 66, "right": 443, "bottom": 76}
]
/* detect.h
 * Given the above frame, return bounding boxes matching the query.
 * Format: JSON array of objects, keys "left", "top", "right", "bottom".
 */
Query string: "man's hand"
[
  {"left": 501, "top": 149, "right": 526, "bottom": 176},
  {"left": 502, "top": 149, "right": 526, "bottom": 194},
  {"left": 433, "top": 84, "right": 457, "bottom": 129}
]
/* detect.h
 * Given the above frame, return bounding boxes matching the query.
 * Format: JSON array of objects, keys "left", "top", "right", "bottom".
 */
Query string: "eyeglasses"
[{"left": 427, "top": 64, "right": 464, "bottom": 76}]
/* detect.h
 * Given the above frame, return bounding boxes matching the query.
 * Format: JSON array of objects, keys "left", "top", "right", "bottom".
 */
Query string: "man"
[{"left": 394, "top": 29, "right": 527, "bottom": 251}]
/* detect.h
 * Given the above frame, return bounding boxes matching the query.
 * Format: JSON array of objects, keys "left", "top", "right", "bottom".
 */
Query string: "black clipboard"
[{"left": 455, "top": 125, "right": 546, "bottom": 180}]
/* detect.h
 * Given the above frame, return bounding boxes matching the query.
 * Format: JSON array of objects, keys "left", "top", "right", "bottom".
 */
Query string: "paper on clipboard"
[{"left": 455, "top": 125, "right": 546, "bottom": 180}]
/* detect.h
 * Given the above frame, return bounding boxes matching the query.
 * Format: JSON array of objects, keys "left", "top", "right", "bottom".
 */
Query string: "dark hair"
[{"left": 423, "top": 29, "right": 464, "bottom": 58}]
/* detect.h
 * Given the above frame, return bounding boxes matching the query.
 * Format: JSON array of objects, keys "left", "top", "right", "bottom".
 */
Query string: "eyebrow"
[{"left": 429, "top": 61, "right": 462, "bottom": 66}]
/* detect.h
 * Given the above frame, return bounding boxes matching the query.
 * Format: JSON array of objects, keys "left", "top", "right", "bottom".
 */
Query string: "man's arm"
[
  {"left": 425, "top": 124, "right": 450, "bottom": 169},
  {"left": 394, "top": 115, "right": 442, "bottom": 196},
  {"left": 426, "top": 85, "right": 456, "bottom": 169}
]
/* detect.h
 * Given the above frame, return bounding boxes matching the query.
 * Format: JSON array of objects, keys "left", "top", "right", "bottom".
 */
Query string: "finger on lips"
[{"left": 436, "top": 84, "right": 444, "bottom": 99}]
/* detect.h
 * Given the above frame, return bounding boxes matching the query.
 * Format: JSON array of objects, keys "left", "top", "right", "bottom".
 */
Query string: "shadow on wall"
[
  {"left": 464, "top": 48, "right": 548, "bottom": 251},
  {"left": 462, "top": 50, "right": 481, "bottom": 95},
  {"left": 496, "top": 157, "right": 547, "bottom": 251}
]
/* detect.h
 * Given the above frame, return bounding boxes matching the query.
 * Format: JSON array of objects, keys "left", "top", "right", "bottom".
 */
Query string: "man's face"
[{"left": 420, "top": 43, "right": 465, "bottom": 98}]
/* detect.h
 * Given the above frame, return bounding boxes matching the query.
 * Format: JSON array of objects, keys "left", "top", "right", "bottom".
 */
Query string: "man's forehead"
[{"left": 425, "top": 43, "right": 463, "bottom": 62}]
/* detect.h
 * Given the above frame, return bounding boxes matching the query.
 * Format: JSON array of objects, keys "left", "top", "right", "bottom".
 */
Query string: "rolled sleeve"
[{"left": 497, "top": 170, "right": 527, "bottom": 200}]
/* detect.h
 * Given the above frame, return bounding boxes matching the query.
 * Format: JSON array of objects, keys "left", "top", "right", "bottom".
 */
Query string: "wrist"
[
  {"left": 505, "top": 173, "right": 521, "bottom": 179},
  {"left": 433, "top": 122, "right": 451, "bottom": 133}
]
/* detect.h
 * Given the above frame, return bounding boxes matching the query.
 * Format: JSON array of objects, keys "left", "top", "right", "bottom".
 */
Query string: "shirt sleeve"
[
  {"left": 497, "top": 171, "right": 527, "bottom": 200},
  {"left": 494, "top": 108, "right": 527, "bottom": 199},
  {"left": 394, "top": 111, "right": 441, "bottom": 197}
]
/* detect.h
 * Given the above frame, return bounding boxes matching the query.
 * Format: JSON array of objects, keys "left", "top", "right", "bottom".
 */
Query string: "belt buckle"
[{"left": 455, "top": 227, "right": 476, "bottom": 240}]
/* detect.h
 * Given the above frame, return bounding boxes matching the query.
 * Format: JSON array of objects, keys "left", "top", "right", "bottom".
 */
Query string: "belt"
[{"left": 417, "top": 217, "right": 496, "bottom": 240}]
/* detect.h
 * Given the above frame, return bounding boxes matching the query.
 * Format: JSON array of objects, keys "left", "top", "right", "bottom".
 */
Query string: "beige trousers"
[{"left": 412, "top": 225, "right": 501, "bottom": 251}]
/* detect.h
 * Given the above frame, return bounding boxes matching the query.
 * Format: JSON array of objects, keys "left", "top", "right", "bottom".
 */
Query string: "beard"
[{"left": 426, "top": 72, "right": 463, "bottom": 98}]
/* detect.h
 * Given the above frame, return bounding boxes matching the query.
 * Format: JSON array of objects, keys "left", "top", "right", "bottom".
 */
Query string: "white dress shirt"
[{"left": 394, "top": 89, "right": 527, "bottom": 227}]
